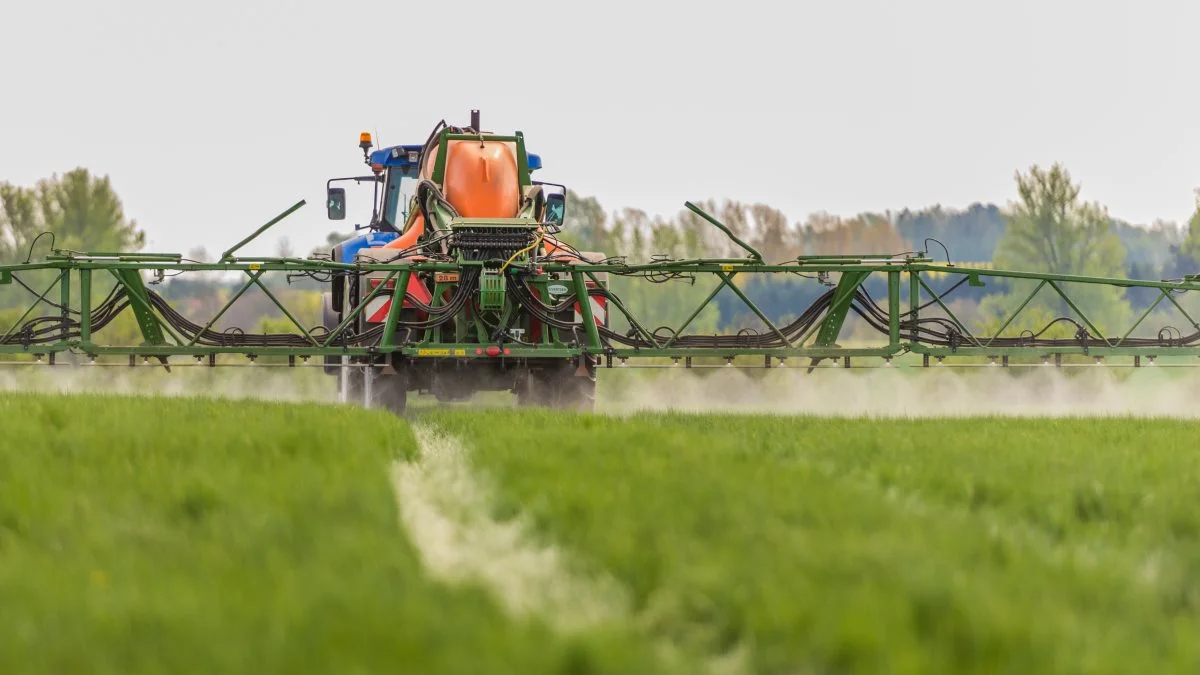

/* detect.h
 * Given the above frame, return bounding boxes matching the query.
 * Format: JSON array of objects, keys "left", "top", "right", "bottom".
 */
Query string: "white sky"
[{"left": 1, "top": 0, "right": 1197, "bottom": 257}]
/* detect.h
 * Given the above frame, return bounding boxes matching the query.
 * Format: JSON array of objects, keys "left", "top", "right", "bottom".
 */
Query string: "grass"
[
  {"left": 8, "top": 390, "right": 1200, "bottom": 673},
  {"left": 424, "top": 409, "right": 1200, "bottom": 674},
  {"left": 0, "top": 394, "right": 664, "bottom": 675}
]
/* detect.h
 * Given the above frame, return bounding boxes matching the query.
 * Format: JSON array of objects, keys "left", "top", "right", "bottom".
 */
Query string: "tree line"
[
  {"left": 557, "top": 164, "right": 1200, "bottom": 337},
  {"left": 4, "top": 165, "right": 1200, "bottom": 340},
  {"left": 561, "top": 164, "right": 1200, "bottom": 284}
]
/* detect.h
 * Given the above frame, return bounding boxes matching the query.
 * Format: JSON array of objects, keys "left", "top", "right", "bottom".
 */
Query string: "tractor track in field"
[
  {"left": 390, "top": 424, "right": 629, "bottom": 633},
  {"left": 390, "top": 423, "right": 749, "bottom": 674}
]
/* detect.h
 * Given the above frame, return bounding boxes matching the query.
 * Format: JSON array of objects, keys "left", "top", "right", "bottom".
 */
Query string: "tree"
[
  {"left": 993, "top": 164, "right": 1125, "bottom": 276},
  {"left": 1112, "top": 217, "right": 1183, "bottom": 275},
  {"left": 36, "top": 168, "right": 143, "bottom": 254},
  {"left": 0, "top": 168, "right": 144, "bottom": 264},
  {"left": 186, "top": 245, "right": 212, "bottom": 263},
  {"left": 977, "top": 164, "right": 1131, "bottom": 337},
  {"left": 1126, "top": 260, "right": 1159, "bottom": 308},
  {"left": 275, "top": 236, "right": 295, "bottom": 259},
  {"left": 1, "top": 169, "right": 145, "bottom": 315},
  {"left": 894, "top": 202, "right": 1007, "bottom": 262},
  {"left": 1179, "top": 190, "right": 1200, "bottom": 267},
  {"left": 749, "top": 203, "right": 795, "bottom": 262},
  {"left": 798, "top": 211, "right": 908, "bottom": 256},
  {"left": 309, "top": 230, "right": 352, "bottom": 258},
  {"left": 0, "top": 184, "right": 40, "bottom": 263},
  {"left": 562, "top": 190, "right": 606, "bottom": 252}
]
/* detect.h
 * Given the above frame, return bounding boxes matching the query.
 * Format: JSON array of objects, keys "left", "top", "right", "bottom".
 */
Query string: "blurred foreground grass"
[
  {"left": 0, "top": 394, "right": 662, "bottom": 675},
  {"left": 427, "top": 409, "right": 1200, "bottom": 674},
  {"left": 7, "top": 389, "right": 1200, "bottom": 674}
]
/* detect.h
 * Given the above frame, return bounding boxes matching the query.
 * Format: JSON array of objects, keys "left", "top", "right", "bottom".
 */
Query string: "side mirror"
[
  {"left": 545, "top": 192, "right": 566, "bottom": 227},
  {"left": 327, "top": 187, "right": 346, "bottom": 220}
]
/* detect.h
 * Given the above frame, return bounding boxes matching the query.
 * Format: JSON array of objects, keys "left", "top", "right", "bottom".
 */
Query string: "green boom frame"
[
  {"left": 3, "top": 130, "right": 1200, "bottom": 375},
  {"left": 4, "top": 230, "right": 1200, "bottom": 369}
]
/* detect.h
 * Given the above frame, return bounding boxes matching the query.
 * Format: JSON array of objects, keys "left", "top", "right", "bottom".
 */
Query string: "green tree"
[
  {"left": 309, "top": 231, "right": 352, "bottom": 258},
  {"left": 1, "top": 169, "right": 145, "bottom": 321},
  {"left": 895, "top": 203, "right": 1007, "bottom": 263},
  {"left": 977, "top": 164, "right": 1131, "bottom": 337},
  {"left": 0, "top": 168, "right": 144, "bottom": 263},
  {"left": 993, "top": 164, "right": 1124, "bottom": 275},
  {"left": 37, "top": 168, "right": 144, "bottom": 254},
  {"left": 0, "top": 184, "right": 41, "bottom": 263},
  {"left": 562, "top": 190, "right": 606, "bottom": 252}
]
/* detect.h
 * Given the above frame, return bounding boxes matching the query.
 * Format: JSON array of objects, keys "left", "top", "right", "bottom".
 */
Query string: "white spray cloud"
[
  {"left": 596, "top": 365, "right": 1200, "bottom": 418},
  {"left": 4, "top": 360, "right": 1199, "bottom": 419}
]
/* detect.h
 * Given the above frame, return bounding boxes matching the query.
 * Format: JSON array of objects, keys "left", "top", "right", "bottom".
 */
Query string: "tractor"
[{"left": 319, "top": 111, "right": 608, "bottom": 414}]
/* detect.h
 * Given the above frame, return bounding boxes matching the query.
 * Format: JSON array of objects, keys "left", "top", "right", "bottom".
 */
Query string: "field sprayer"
[{"left": 4, "top": 110, "right": 1200, "bottom": 414}]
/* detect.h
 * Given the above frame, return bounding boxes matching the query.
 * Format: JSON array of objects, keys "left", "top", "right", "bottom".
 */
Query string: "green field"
[
  {"left": 4, "top": 393, "right": 1200, "bottom": 673},
  {"left": 0, "top": 396, "right": 661, "bottom": 675}
]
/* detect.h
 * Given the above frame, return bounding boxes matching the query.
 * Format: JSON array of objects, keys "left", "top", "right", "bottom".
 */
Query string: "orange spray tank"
[
  {"left": 385, "top": 139, "right": 521, "bottom": 250},
  {"left": 420, "top": 140, "right": 521, "bottom": 218}
]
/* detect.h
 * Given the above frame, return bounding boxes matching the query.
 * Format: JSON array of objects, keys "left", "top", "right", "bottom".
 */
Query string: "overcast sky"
[{"left": 1, "top": 0, "right": 1197, "bottom": 257}]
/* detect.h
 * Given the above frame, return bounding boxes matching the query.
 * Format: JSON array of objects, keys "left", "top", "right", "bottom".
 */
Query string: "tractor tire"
[
  {"left": 519, "top": 358, "right": 596, "bottom": 411},
  {"left": 556, "top": 358, "right": 597, "bottom": 411},
  {"left": 372, "top": 372, "right": 408, "bottom": 415},
  {"left": 342, "top": 367, "right": 408, "bottom": 414}
]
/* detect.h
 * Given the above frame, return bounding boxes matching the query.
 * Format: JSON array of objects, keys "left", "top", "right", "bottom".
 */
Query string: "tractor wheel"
[
  {"left": 556, "top": 357, "right": 597, "bottom": 411},
  {"left": 372, "top": 372, "right": 408, "bottom": 415},
  {"left": 339, "top": 365, "right": 407, "bottom": 414},
  {"left": 519, "top": 358, "right": 596, "bottom": 411}
]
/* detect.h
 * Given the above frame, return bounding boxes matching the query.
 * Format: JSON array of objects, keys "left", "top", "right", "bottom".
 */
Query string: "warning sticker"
[{"left": 415, "top": 348, "right": 468, "bottom": 357}]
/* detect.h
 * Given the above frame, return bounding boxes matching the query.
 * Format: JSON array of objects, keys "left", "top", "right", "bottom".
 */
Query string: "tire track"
[
  {"left": 390, "top": 423, "right": 748, "bottom": 674},
  {"left": 390, "top": 424, "right": 630, "bottom": 634}
]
